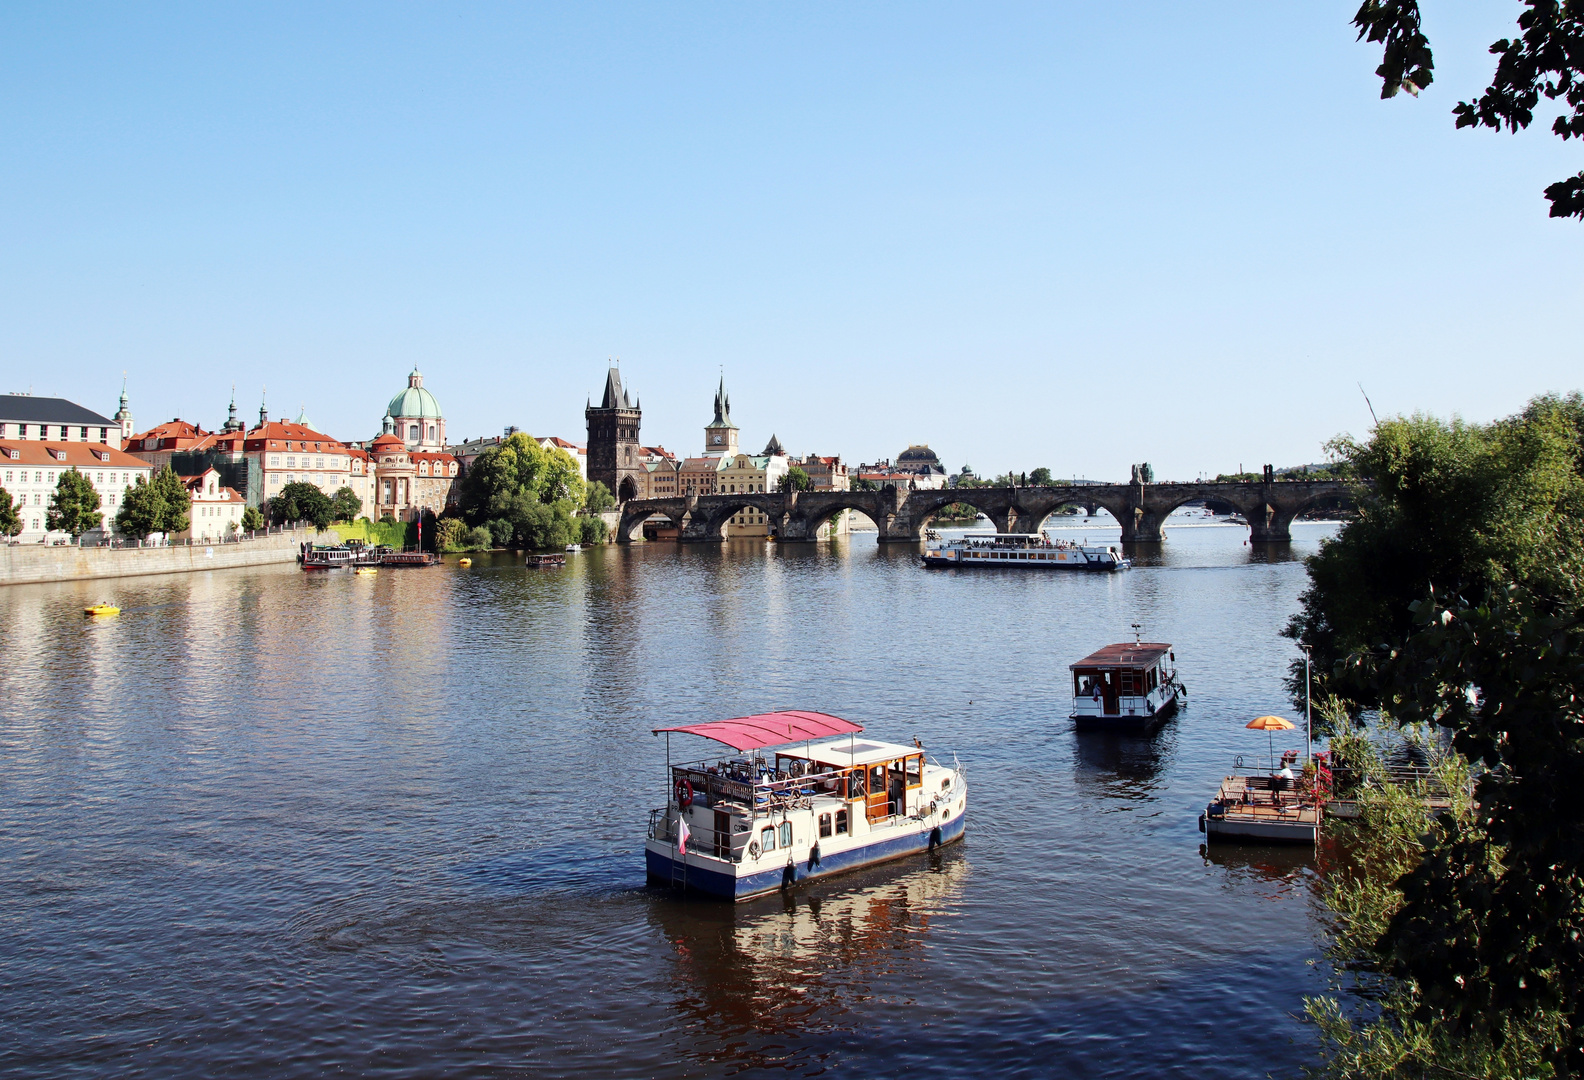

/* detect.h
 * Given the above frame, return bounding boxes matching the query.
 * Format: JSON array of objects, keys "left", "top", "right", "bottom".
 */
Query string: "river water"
[{"left": 1, "top": 519, "right": 1338, "bottom": 1078}]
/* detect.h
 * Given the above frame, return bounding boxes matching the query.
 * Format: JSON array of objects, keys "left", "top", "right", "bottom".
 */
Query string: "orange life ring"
[{"left": 675, "top": 778, "right": 694, "bottom": 808}]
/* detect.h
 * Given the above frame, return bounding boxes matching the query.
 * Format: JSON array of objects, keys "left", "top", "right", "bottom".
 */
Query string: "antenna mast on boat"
[{"left": 1132, "top": 622, "right": 1142, "bottom": 645}]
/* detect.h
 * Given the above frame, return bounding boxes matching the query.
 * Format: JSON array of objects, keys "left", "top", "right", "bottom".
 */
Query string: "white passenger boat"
[
  {"left": 922, "top": 531, "right": 1128, "bottom": 571},
  {"left": 646, "top": 711, "right": 968, "bottom": 901},
  {"left": 1070, "top": 635, "right": 1185, "bottom": 731}
]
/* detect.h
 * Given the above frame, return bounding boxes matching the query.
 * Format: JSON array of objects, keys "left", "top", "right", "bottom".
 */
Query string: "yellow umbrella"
[{"left": 1247, "top": 715, "right": 1296, "bottom": 770}]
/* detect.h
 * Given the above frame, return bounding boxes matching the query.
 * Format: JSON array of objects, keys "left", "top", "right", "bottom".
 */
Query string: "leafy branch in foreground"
[{"left": 1354, "top": 1, "right": 1584, "bottom": 219}]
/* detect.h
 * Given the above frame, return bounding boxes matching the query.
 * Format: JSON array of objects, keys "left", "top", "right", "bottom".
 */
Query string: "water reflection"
[
  {"left": 1070, "top": 725, "right": 1175, "bottom": 806},
  {"left": 649, "top": 850, "right": 970, "bottom": 1071},
  {"left": 1201, "top": 843, "right": 1317, "bottom": 901}
]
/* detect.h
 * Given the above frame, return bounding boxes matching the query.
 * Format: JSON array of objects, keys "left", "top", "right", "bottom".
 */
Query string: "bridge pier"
[{"left": 1246, "top": 494, "right": 1297, "bottom": 543}]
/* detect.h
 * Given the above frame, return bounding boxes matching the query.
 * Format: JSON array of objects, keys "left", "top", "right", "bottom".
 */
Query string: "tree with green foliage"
[
  {"left": 241, "top": 505, "right": 263, "bottom": 532},
  {"left": 115, "top": 466, "right": 190, "bottom": 539},
  {"left": 46, "top": 469, "right": 102, "bottom": 539},
  {"left": 271, "top": 482, "right": 334, "bottom": 529},
  {"left": 577, "top": 515, "right": 609, "bottom": 545},
  {"left": 435, "top": 516, "right": 467, "bottom": 553},
  {"left": 1028, "top": 467, "right": 1053, "bottom": 486},
  {"left": 461, "top": 433, "right": 584, "bottom": 518},
  {"left": 464, "top": 525, "right": 492, "bottom": 550},
  {"left": 330, "top": 486, "right": 362, "bottom": 523},
  {"left": 488, "top": 518, "right": 514, "bottom": 548},
  {"left": 1353, "top": 0, "right": 1584, "bottom": 219},
  {"left": 1286, "top": 394, "right": 1584, "bottom": 710},
  {"left": 459, "top": 433, "right": 585, "bottom": 549},
  {"left": 777, "top": 466, "right": 812, "bottom": 493},
  {"left": 1290, "top": 393, "right": 1584, "bottom": 1074},
  {"left": 583, "top": 480, "right": 615, "bottom": 512},
  {"left": 0, "top": 487, "right": 20, "bottom": 537}
]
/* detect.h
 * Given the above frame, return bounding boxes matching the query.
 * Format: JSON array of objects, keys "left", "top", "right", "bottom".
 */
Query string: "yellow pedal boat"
[
  {"left": 84, "top": 604, "right": 120, "bottom": 617},
  {"left": 354, "top": 567, "right": 378, "bottom": 576},
  {"left": 458, "top": 557, "right": 472, "bottom": 567}
]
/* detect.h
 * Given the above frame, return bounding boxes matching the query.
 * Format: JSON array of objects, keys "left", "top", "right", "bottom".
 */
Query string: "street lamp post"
[{"left": 1301, "top": 644, "right": 1313, "bottom": 765}]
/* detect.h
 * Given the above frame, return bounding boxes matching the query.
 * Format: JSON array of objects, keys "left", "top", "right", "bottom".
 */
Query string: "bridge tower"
[
  {"left": 703, "top": 376, "right": 738, "bottom": 456},
  {"left": 585, "top": 365, "right": 643, "bottom": 503}
]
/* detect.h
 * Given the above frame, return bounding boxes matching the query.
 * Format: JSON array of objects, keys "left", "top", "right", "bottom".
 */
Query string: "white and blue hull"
[{"left": 646, "top": 805, "right": 966, "bottom": 901}]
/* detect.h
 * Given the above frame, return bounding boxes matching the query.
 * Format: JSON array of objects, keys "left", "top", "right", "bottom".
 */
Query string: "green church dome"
[{"left": 387, "top": 368, "right": 443, "bottom": 419}]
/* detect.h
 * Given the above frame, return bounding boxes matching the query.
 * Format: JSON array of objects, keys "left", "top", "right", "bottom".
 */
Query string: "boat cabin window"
[
  {"left": 905, "top": 754, "right": 922, "bottom": 788},
  {"left": 819, "top": 813, "right": 833, "bottom": 838},
  {"left": 779, "top": 822, "right": 793, "bottom": 848},
  {"left": 760, "top": 826, "right": 777, "bottom": 853},
  {"left": 835, "top": 809, "right": 848, "bottom": 834}
]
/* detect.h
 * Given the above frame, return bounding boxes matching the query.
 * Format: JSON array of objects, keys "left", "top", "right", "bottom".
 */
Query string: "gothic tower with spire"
[
  {"left": 584, "top": 364, "right": 643, "bottom": 503},
  {"left": 703, "top": 376, "right": 738, "bottom": 456}
]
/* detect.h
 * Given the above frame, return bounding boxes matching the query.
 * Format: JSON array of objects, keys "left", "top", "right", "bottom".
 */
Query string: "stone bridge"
[{"left": 614, "top": 479, "right": 1357, "bottom": 545}]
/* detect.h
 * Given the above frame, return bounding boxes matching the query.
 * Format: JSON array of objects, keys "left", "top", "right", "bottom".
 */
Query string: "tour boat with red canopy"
[{"left": 646, "top": 710, "right": 967, "bottom": 901}]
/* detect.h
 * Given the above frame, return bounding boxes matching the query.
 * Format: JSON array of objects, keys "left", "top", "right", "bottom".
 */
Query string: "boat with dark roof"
[
  {"left": 1070, "top": 631, "right": 1185, "bottom": 732},
  {"left": 646, "top": 711, "right": 967, "bottom": 901}
]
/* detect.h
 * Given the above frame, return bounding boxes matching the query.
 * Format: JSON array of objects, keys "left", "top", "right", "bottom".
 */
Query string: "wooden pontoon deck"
[{"left": 1202, "top": 773, "right": 1320, "bottom": 844}]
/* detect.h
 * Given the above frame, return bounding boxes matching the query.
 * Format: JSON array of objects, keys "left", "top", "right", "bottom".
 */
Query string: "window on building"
[
  {"left": 79, "top": 427, "right": 88, "bottom": 440},
  {"left": 315, "top": 457, "right": 324, "bottom": 469},
  {"left": 408, "top": 424, "right": 419, "bottom": 441},
  {"left": 270, "top": 456, "right": 280, "bottom": 466},
  {"left": 96, "top": 472, "right": 103, "bottom": 484},
  {"left": 271, "top": 475, "right": 280, "bottom": 486}
]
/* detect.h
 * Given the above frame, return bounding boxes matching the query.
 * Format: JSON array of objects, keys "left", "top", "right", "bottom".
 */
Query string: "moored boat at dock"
[
  {"left": 645, "top": 710, "right": 967, "bottom": 901},
  {"left": 922, "top": 531, "right": 1128, "bottom": 571},
  {"left": 377, "top": 550, "right": 437, "bottom": 567},
  {"left": 1200, "top": 759, "right": 1321, "bottom": 844},
  {"left": 301, "top": 540, "right": 383, "bottom": 570},
  {"left": 1069, "top": 634, "right": 1184, "bottom": 731}
]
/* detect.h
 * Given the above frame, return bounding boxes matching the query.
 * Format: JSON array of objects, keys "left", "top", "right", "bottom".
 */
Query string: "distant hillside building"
[
  {"left": 0, "top": 394, "right": 122, "bottom": 449},
  {"left": 585, "top": 366, "right": 643, "bottom": 502},
  {"left": 125, "top": 418, "right": 213, "bottom": 471},
  {"left": 0, "top": 438, "right": 153, "bottom": 542}
]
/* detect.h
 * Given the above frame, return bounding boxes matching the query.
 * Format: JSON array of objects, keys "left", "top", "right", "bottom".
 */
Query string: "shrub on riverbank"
[{"left": 1292, "top": 394, "right": 1584, "bottom": 1075}]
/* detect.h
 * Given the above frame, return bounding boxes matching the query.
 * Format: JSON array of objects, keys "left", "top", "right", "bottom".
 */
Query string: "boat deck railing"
[{"left": 670, "top": 763, "right": 853, "bottom": 815}]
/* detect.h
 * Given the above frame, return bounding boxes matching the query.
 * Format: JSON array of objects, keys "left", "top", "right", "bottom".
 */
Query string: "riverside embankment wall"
[{"left": 0, "top": 530, "right": 336, "bottom": 586}]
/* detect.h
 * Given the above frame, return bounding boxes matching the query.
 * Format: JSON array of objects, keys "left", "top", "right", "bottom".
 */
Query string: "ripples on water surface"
[{"left": 0, "top": 521, "right": 1337, "bottom": 1077}]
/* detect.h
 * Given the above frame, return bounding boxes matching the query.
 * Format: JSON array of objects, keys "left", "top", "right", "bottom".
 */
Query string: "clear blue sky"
[{"left": 1, "top": 3, "right": 1577, "bottom": 479}]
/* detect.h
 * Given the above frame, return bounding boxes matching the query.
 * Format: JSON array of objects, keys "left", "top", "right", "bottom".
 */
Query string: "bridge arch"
[{"left": 681, "top": 494, "right": 783, "bottom": 542}]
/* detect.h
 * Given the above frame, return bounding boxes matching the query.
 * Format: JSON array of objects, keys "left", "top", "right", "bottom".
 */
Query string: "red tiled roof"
[
  {"left": 127, "top": 419, "right": 210, "bottom": 447},
  {"left": 370, "top": 434, "right": 404, "bottom": 449},
  {"left": 243, "top": 421, "right": 349, "bottom": 452},
  {"left": 0, "top": 441, "right": 153, "bottom": 469}
]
